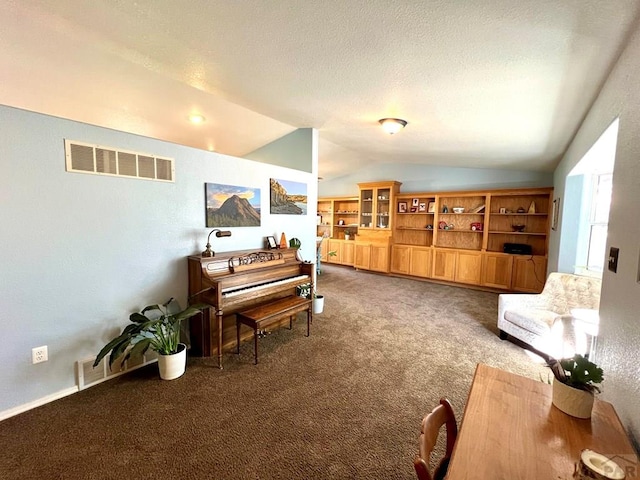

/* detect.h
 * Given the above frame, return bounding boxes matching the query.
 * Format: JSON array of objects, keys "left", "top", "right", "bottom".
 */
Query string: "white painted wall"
[
  {"left": 551, "top": 22, "right": 640, "bottom": 445},
  {"left": 319, "top": 163, "right": 552, "bottom": 197},
  {"left": 0, "top": 105, "right": 317, "bottom": 414}
]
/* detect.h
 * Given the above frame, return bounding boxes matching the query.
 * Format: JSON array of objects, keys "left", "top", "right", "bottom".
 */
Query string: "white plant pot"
[
  {"left": 157, "top": 343, "right": 187, "bottom": 380},
  {"left": 344, "top": 235, "right": 350, "bottom": 241},
  {"left": 313, "top": 295, "right": 325, "bottom": 314},
  {"left": 552, "top": 379, "right": 594, "bottom": 419}
]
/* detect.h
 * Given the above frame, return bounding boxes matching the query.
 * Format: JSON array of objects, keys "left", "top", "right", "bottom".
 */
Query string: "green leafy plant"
[
  {"left": 548, "top": 354, "right": 603, "bottom": 394},
  {"left": 93, "top": 298, "right": 207, "bottom": 370},
  {"left": 328, "top": 250, "right": 337, "bottom": 257},
  {"left": 296, "top": 283, "right": 319, "bottom": 299},
  {"left": 289, "top": 237, "right": 301, "bottom": 248},
  {"left": 344, "top": 228, "right": 352, "bottom": 236}
]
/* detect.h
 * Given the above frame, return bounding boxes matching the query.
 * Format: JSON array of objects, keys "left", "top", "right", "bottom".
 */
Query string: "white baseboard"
[{"left": 0, "top": 386, "right": 79, "bottom": 422}]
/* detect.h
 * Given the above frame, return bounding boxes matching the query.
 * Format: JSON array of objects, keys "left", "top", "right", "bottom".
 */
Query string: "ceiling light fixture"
[
  {"left": 189, "top": 114, "right": 205, "bottom": 124},
  {"left": 378, "top": 118, "right": 407, "bottom": 135}
]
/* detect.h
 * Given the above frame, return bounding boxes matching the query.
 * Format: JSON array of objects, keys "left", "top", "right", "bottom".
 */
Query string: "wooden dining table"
[{"left": 446, "top": 363, "right": 638, "bottom": 480}]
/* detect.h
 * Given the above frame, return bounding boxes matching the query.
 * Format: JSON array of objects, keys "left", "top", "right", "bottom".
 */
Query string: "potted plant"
[
  {"left": 548, "top": 354, "right": 603, "bottom": 418},
  {"left": 344, "top": 229, "right": 352, "bottom": 241},
  {"left": 93, "top": 298, "right": 207, "bottom": 380},
  {"left": 296, "top": 284, "right": 324, "bottom": 314}
]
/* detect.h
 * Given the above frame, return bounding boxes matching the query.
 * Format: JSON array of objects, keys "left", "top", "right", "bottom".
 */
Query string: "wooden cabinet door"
[
  {"left": 432, "top": 248, "right": 457, "bottom": 281},
  {"left": 390, "top": 245, "right": 411, "bottom": 274},
  {"left": 319, "top": 239, "right": 329, "bottom": 262},
  {"left": 327, "top": 239, "right": 342, "bottom": 263},
  {"left": 512, "top": 255, "right": 547, "bottom": 293},
  {"left": 481, "top": 253, "right": 513, "bottom": 289},
  {"left": 455, "top": 251, "right": 483, "bottom": 285},
  {"left": 341, "top": 242, "right": 355, "bottom": 266},
  {"left": 410, "top": 247, "right": 432, "bottom": 278},
  {"left": 370, "top": 245, "right": 390, "bottom": 272},
  {"left": 354, "top": 243, "right": 371, "bottom": 269}
]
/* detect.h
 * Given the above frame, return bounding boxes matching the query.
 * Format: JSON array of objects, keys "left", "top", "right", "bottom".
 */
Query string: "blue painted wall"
[
  {"left": 0, "top": 105, "right": 316, "bottom": 415},
  {"left": 319, "top": 163, "right": 552, "bottom": 197}
]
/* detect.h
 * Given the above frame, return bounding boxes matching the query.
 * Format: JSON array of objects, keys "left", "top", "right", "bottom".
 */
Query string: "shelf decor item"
[
  {"left": 512, "top": 224, "right": 525, "bottom": 232},
  {"left": 398, "top": 202, "right": 407, "bottom": 213},
  {"left": 452, "top": 207, "right": 465, "bottom": 213}
]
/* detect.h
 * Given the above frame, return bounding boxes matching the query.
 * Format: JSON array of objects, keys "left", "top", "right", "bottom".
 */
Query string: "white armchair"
[{"left": 498, "top": 272, "right": 602, "bottom": 359}]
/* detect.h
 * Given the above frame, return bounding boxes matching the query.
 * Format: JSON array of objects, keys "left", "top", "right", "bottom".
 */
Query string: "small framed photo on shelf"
[
  {"left": 427, "top": 201, "right": 436, "bottom": 213},
  {"left": 410, "top": 207, "right": 418, "bottom": 213},
  {"left": 418, "top": 202, "right": 426, "bottom": 212},
  {"left": 412, "top": 198, "right": 419, "bottom": 207},
  {"left": 499, "top": 207, "right": 506, "bottom": 214},
  {"left": 266, "top": 236, "right": 277, "bottom": 249},
  {"left": 398, "top": 202, "right": 407, "bottom": 213}
]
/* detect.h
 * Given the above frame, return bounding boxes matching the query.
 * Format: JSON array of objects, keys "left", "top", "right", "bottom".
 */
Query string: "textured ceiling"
[{"left": 1, "top": 1, "right": 639, "bottom": 180}]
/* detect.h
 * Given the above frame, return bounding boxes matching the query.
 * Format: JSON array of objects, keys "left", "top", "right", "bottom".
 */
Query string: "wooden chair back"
[{"left": 414, "top": 398, "right": 458, "bottom": 480}]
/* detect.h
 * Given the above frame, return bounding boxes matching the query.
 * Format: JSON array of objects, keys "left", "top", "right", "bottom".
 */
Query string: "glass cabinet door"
[
  {"left": 359, "top": 188, "right": 374, "bottom": 228},
  {"left": 376, "top": 188, "right": 391, "bottom": 229}
]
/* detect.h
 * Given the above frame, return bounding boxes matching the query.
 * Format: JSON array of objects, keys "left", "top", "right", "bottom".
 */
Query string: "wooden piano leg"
[
  {"left": 216, "top": 310, "right": 224, "bottom": 369},
  {"left": 236, "top": 319, "right": 241, "bottom": 355},
  {"left": 254, "top": 328, "right": 259, "bottom": 365}
]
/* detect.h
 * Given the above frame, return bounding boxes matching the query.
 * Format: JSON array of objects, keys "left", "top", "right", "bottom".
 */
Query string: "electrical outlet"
[{"left": 32, "top": 345, "right": 48, "bottom": 364}]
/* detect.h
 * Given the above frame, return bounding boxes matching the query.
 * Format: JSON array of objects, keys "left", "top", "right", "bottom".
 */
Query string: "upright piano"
[{"left": 187, "top": 248, "right": 314, "bottom": 368}]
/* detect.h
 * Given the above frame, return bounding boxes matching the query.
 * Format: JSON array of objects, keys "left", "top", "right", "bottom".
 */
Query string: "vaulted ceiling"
[{"left": 2, "top": 1, "right": 639, "bottom": 180}]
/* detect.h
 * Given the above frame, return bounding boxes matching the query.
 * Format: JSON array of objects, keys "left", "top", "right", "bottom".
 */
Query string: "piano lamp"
[{"left": 202, "top": 229, "right": 232, "bottom": 257}]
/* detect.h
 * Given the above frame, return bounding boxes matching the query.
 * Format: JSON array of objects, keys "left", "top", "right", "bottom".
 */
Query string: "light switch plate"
[{"left": 608, "top": 247, "right": 619, "bottom": 273}]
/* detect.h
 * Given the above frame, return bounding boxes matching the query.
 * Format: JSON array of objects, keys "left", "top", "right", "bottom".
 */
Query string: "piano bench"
[{"left": 236, "top": 295, "right": 312, "bottom": 364}]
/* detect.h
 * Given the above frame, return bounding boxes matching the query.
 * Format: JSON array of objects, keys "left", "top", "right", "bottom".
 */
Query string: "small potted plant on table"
[
  {"left": 94, "top": 298, "right": 208, "bottom": 380},
  {"left": 548, "top": 354, "right": 603, "bottom": 418}
]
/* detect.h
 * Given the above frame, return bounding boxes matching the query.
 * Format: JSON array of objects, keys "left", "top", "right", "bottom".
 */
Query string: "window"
[
  {"left": 564, "top": 118, "right": 618, "bottom": 277},
  {"left": 585, "top": 173, "right": 612, "bottom": 272}
]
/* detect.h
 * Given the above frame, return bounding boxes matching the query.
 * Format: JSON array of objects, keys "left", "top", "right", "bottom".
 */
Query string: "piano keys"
[{"left": 187, "top": 248, "right": 314, "bottom": 368}]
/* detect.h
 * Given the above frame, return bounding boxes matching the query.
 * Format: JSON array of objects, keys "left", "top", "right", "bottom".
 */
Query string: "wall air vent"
[
  {"left": 76, "top": 350, "right": 158, "bottom": 390},
  {"left": 65, "top": 140, "right": 174, "bottom": 182}
]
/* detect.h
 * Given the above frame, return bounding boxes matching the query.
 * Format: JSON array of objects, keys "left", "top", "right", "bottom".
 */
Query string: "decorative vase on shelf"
[
  {"left": 344, "top": 234, "right": 350, "bottom": 241},
  {"left": 279, "top": 232, "right": 287, "bottom": 249}
]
